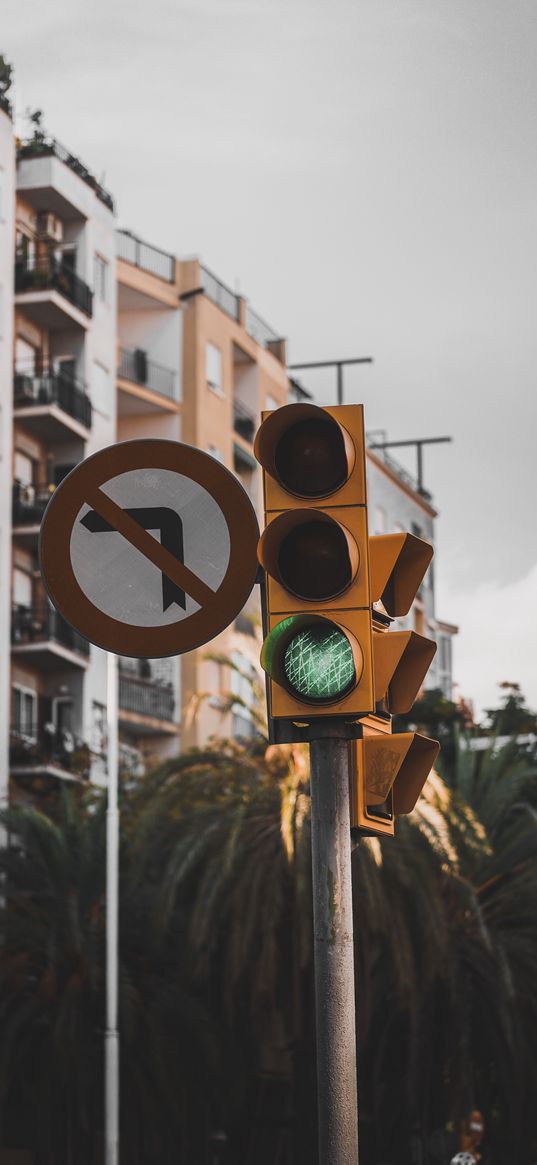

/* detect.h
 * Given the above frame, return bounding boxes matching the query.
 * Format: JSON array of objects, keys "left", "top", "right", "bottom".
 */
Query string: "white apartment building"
[{"left": 0, "top": 96, "right": 15, "bottom": 803}]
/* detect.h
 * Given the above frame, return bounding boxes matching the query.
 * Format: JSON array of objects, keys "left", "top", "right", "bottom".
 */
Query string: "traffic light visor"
[
  {"left": 261, "top": 614, "right": 364, "bottom": 705},
  {"left": 374, "top": 630, "right": 437, "bottom": 713},
  {"left": 370, "top": 533, "right": 433, "bottom": 617},
  {"left": 258, "top": 510, "right": 359, "bottom": 602},
  {"left": 254, "top": 403, "right": 355, "bottom": 498}
]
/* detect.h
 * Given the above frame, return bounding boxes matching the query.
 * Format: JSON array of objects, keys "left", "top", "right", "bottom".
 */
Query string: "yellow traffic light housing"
[
  {"left": 349, "top": 720, "right": 440, "bottom": 837},
  {"left": 255, "top": 403, "right": 375, "bottom": 721}
]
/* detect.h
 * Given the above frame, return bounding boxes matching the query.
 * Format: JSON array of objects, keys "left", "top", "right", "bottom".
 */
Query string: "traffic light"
[
  {"left": 255, "top": 402, "right": 375, "bottom": 722},
  {"left": 350, "top": 532, "right": 440, "bottom": 836}
]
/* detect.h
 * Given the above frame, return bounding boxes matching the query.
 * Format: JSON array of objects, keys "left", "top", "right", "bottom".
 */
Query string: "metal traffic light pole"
[
  {"left": 105, "top": 651, "right": 120, "bottom": 1165},
  {"left": 309, "top": 726, "right": 360, "bottom": 1165}
]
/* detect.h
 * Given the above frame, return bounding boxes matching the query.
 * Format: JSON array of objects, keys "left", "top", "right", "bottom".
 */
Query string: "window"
[
  {"left": 92, "top": 361, "right": 111, "bottom": 417},
  {"left": 14, "top": 450, "right": 34, "bottom": 486},
  {"left": 206, "top": 342, "right": 223, "bottom": 394},
  {"left": 231, "top": 651, "right": 257, "bottom": 739},
  {"left": 12, "top": 686, "right": 37, "bottom": 738},
  {"left": 91, "top": 701, "right": 107, "bottom": 756},
  {"left": 439, "top": 637, "right": 452, "bottom": 674},
  {"left": 15, "top": 336, "right": 37, "bottom": 373},
  {"left": 94, "top": 254, "right": 108, "bottom": 302},
  {"left": 374, "top": 506, "right": 386, "bottom": 535},
  {"left": 13, "top": 567, "right": 32, "bottom": 609}
]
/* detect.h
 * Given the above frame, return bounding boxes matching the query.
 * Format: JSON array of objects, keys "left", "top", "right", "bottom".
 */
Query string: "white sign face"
[{"left": 70, "top": 468, "right": 231, "bottom": 628}]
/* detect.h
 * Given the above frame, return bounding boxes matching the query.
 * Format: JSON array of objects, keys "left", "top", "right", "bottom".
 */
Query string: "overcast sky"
[{"left": 4, "top": 0, "right": 537, "bottom": 716}]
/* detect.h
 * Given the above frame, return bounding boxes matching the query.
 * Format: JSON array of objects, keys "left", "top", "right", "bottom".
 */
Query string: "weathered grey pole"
[
  {"left": 309, "top": 734, "right": 359, "bottom": 1165},
  {"left": 105, "top": 651, "right": 119, "bottom": 1165}
]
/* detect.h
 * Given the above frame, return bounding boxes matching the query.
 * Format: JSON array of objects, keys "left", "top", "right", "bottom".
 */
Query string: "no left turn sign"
[{"left": 39, "top": 439, "right": 260, "bottom": 657}]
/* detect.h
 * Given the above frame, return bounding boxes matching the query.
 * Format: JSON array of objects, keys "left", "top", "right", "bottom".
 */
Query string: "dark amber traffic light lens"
[
  {"left": 274, "top": 417, "right": 349, "bottom": 497},
  {"left": 283, "top": 624, "right": 356, "bottom": 702},
  {"left": 278, "top": 520, "right": 353, "bottom": 601}
]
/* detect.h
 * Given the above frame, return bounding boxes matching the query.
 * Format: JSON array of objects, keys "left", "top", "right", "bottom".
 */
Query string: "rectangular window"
[
  {"left": 13, "top": 567, "right": 32, "bottom": 608},
  {"left": 14, "top": 450, "right": 34, "bottom": 485},
  {"left": 206, "top": 342, "right": 223, "bottom": 394},
  {"left": 12, "top": 686, "right": 37, "bottom": 738},
  {"left": 94, "top": 254, "right": 108, "bottom": 302},
  {"left": 439, "top": 637, "right": 451, "bottom": 674}
]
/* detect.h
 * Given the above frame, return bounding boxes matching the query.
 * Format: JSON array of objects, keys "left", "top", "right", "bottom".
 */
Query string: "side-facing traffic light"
[
  {"left": 350, "top": 532, "right": 439, "bottom": 836},
  {"left": 255, "top": 403, "right": 375, "bottom": 721}
]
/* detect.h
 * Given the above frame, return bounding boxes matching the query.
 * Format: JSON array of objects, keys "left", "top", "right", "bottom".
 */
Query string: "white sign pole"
[{"left": 105, "top": 651, "right": 119, "bottom": 1165}]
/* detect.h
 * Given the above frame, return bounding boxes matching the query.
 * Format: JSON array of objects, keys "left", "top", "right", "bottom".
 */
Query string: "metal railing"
[
  {"left": 14, "top": 367, "right": 92, "bottom": 428},
  {"left": 200, "top": 265, "right": 240, "bottom": 321},
  {"left": 366, "top": 440, "right": 432, "bottom": 502},
  {"left": 11, "top": 605, "right": 90, "bottom": 658},
  {"left": 0, "top": 93, "right": 12, "bottom": 117},
  {"left": 12, "top": 481, "right": 55, "bottom": 527},
  {"left": 10, "top": 725, "right": 91, "bottom": 778},
  {"left": 119, "top": 673, "right": 175, "bottom": 722},
  {"left": 17, "top": 136, "right": 114, "bottom": 212},
  {"left": 233, "top": 398, "right": 256, "bottom": 443},
  {"left": 116, "top": 229, "right": 175, "bottom": 282},
  {"left": 118, "top": 348, "right": 176, "bottom": 399},
  {"left": 245, "top": 304, "right": 280, "bottom": 349},
  {"left": 15, "top": 254, "right": 94, "bottom": 317}
]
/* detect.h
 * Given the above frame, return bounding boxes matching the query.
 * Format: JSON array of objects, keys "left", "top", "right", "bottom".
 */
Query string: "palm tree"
[{"left": 0, "top": 788, "right": 228, "bottom": 1164}]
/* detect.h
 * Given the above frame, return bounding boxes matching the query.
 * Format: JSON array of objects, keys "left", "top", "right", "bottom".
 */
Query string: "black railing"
[
  {"left": 15, "top": 255, "right": 93, "bottom": 317},
  {"left": 0, "top": 93, "right": 12, "bottom": 118},
  {"left": 245, "top": 305, "right": 280, "bottom": 349},
  {"left": 12, "top": 481, "right": 55, "bottom": 526},
  {"left": 10, "top": 725, "right": 91, "bottom": 778},
  {"left": 233, "top": 398, "right": 256, "bottom": 443},
  {"left": 11, "top": 605, "right": 90, "bottom": 658},
  {"left": 366, "top": 440, "right": 432, "bottom": 502},
  {"left": 200, "top": 265, "right": 241, "bottom": 322},
  {"left": 116, "top": 229, "right": 175, "bottom": 282},
  {"left": 17, "top": 136, "right": 115, "bottom": 212},
  {"left": 119, "top": 674, "right": 175, "bottom": 722},
  {"left": 118, "top": 348, "right": 176, "bottom": 399},
  {"left": 14, "top": 368, "right": 92, "bottom": 428}
]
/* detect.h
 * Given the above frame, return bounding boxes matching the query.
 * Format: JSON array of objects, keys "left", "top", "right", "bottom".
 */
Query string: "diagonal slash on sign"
[{"left": 84, "top": 485, "right": 217, "bottom": 610}]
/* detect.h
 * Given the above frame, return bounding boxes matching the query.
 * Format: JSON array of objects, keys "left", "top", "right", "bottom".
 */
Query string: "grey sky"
[{"left": 4, "top": 0, "right": 537, "bottom": 713}]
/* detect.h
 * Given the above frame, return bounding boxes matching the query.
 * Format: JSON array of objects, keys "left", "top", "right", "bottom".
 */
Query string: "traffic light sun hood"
[{"left": 254, "top": 402, "right": 356, "bottom": 500}]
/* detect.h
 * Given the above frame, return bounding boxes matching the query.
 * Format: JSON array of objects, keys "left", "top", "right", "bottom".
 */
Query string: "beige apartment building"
[{"left": 1, "top": 109, "right": 455, "bottom": 799}]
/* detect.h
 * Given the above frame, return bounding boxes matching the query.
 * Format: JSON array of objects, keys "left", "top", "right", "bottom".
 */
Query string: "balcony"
[
  {"left": 117, "top": 229, "right": 175, "bottom": 283},
  {"left": 10, "top": 725, "right": 91, "bottom": 782},
  {"left": 17, "top": 135, "right": 115, "bottom": 212},
  {"left": 245, "top": 305, "right": 280, "bottom": 349},
  {"left": 233, "top": 398, "right": 256, "bottom": 444},
  {"left": 119, "top": 672, "right": 176, "bottom": 734},
  {"left": 200, "top": 265, "right": 241, "bottom": 322},
  {"left": 14, "top": 366, "right": 92, "bottom": 441},
  {"left": 118, "top": 348, "right": 177, "bottom": 401},
  {"left": 12, "top": 481, "right": 55, "bottom": 535},
  {"left": 11, "top": 605, "right": 90, "bottom": 670},
  {"left": 15, "top": 255, "right": 93, "bottom": 323}
]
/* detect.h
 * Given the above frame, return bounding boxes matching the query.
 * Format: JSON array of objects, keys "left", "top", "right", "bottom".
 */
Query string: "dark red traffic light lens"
[{"left": 274, "top": 417, "right": 348, "bottom": 497}]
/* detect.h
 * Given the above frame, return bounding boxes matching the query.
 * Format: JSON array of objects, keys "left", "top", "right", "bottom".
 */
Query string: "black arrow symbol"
[{"left": 80, "top": 506, "right": 186, "bottom": 612}]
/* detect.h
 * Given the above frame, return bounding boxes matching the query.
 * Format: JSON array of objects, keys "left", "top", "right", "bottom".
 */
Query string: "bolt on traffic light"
[{"left": 255, "top": 403, "right": 375, "bottom": 722}]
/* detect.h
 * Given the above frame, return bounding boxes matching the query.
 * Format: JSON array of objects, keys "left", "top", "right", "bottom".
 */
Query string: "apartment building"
[{"left": 0, "top": 95, "right": 15, "bottom": 807}]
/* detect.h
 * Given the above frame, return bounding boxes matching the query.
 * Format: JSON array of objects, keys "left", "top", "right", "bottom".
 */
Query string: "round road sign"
[{"left": 39, "top": 439, "right": 260, "bottom": 657}]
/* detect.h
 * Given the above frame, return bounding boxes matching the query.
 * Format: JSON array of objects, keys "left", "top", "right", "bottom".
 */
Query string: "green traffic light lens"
[{"left": 283, "top": 624, "right": 356, "bottom": 703}]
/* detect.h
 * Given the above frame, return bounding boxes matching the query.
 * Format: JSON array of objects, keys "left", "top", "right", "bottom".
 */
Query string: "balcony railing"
[
  {"left": 14, "top": 367, "right": 92, "bottom": 429},
  {"left": 12, "top": 481, "right": 55, "bottom": 527},
  {"left": 11, "top": 605, "right": 90, "bottom": 658},
  {"left": 0, "top": 93, "right": 12, "bottom": 118},
  {"left": 17, "top": 135, "right": 115, "bottom": 212},
  {"left": 118, "top": 348, "right": 176, "bottom": 399},
  {"left": 119, "top": 673, "right": 175, "bottom": 722},
  {"left": 233, "top": 398, "right": 256, "bottom": 443},
  {"left": 10, "top": 725, "right": 91, "bottom": 778},
  {"left": 200, "top": 265, "right": 241, "bottom": 322},
  {"left": 116, "top": 229, "right": 175, "bottom": 282},
  {"left": 15, "top": 255, "right": 93, "bottom": 317},
  {"left": 245, "top": 305, "right": 280, "bottom": 349}
]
